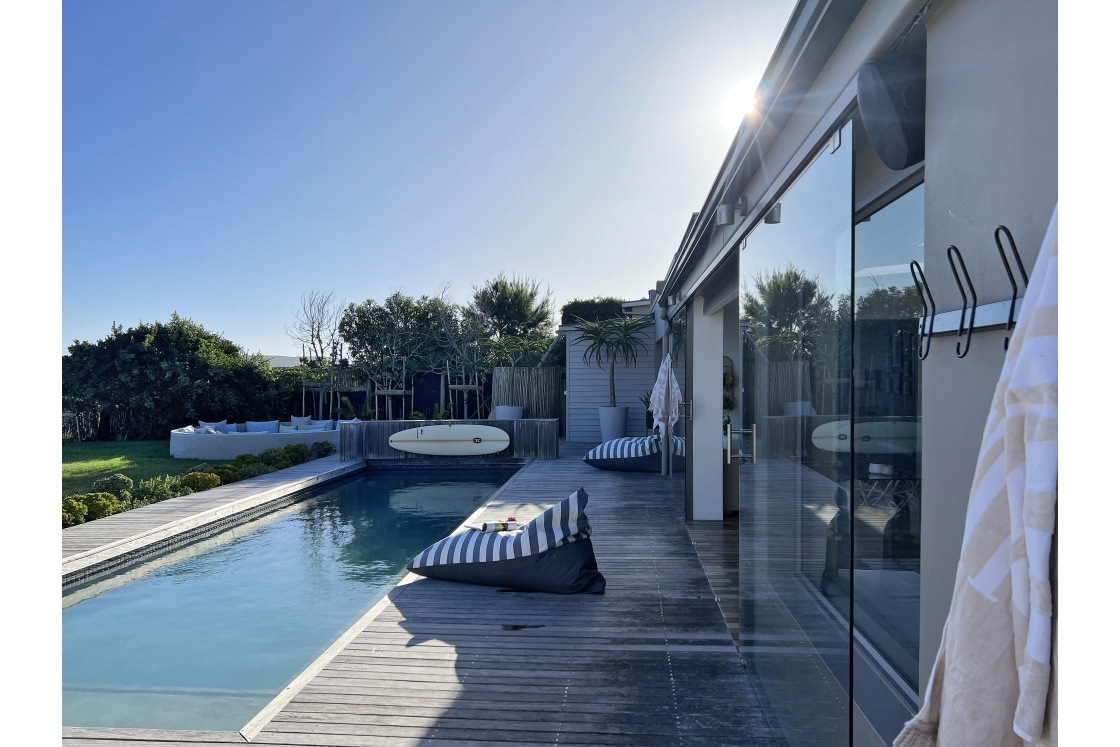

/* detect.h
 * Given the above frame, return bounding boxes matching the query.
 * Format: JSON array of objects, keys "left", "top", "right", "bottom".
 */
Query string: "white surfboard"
[
  {"left": 811, "top": 420, "right": 919, "bottom": 454},
  {"left": 388, "top": 423, "right": 511, "bottom": 456}
]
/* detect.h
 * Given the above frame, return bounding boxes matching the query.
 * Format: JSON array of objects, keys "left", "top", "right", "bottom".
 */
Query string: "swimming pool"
[{"left": 62, "top": 468, "right": 517, "bottom": 730}]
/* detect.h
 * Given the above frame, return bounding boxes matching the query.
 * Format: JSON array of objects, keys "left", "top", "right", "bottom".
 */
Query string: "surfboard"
[
  {"left": 388, "top": 423, "right": 511, "bottom": 456},
  {"left": 811, "top": 419, "right": 919, "bottom": 454}
]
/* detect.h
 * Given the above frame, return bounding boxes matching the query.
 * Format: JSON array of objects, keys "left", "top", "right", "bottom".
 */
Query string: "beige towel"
[{"left": 895, "top": 205, "right": 1058, "bottom": 747}]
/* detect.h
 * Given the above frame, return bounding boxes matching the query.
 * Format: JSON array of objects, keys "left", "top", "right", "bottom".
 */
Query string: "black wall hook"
[
  {"left": 909, "top": 260, "right": 936, "bottom": 360},
  {"left": 947, "top": 245, "right": 977, "bottom": 358},
  {"left": 994, "top": 225, "right": 1029, "bottom": 351}
]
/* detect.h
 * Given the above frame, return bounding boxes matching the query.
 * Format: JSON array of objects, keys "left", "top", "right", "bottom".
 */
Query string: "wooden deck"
[
  {"left": 63, "top": 443, "right": 781, "bottom": 746},
  {"left": 685, "top": 519, "right": 741, "bottom": 646},
  {"left": 63, "top": 456, "right": 366, "bottom": 585}
]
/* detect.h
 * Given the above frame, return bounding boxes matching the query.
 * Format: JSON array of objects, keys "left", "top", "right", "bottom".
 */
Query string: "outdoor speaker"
[
  {"left": 856, "top": 52, "right": 925, "bottom": 170},
  {"left": 716, "top": 204, "right": 735, "bottom": 226}
]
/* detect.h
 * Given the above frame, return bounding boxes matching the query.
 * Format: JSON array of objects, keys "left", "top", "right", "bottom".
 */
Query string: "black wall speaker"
[{"left": 856, "top": 52, "right": 926, "bottom": 170}]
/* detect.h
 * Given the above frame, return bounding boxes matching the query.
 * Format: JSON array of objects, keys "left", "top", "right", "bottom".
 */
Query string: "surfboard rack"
[
  {"left": 910, "top": 260, "right": 936, "bottom": 360},
  {"left": 947, "top": 245, "right": 977, "bottom": 358},
  {"left": 994, "top": 225, "right": 1030, "bottom": 351},
  {"left": 911, "top": 226, "right": 1030, "bottom": 359}
]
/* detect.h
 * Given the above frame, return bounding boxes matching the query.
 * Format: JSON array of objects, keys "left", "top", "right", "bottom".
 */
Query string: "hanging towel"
[
  {"left": 650, "top": 354, "right": 682, "bottom": 439},
  {"left": 895, "top": 205, "right": 1058, "bottom": 747}
]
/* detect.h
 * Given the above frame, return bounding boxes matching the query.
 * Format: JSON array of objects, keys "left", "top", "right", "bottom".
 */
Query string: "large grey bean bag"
[{"left": 407, "top": 488, "right": 605, "bottom": 594}]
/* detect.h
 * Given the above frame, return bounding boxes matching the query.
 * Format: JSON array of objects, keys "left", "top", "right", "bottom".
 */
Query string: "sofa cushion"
[
  {"left": 246, "top": 420, "right": 280, "bottom": 433},
  {"left": 309, "top": 419, "right": 335, "bottom": 431},
  {"left": 291, "top": 415, "right": 313, "bottom": 426},
  {"left": 226, "top": 423, "right": 243, "bottom": 433},
  {"left": 198, "top": 419, "right": 227, "bottom": 431},
  {"left": 279, "top": 424, "right": 298, "bottom": 433},
  {"left": 297, "top": 426, "right": 326, "bottom": 432}
]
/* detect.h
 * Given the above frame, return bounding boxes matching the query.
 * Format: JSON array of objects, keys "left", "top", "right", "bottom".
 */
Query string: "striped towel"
[
  {"left": 408, "top": 488, "right": 591, "bottom": 570},
  {"left": 896, "top": 205, "right": 1058, "bottom": 747},
  {"left": 584, "top": 435, "right": 685, "bottom": 462}
]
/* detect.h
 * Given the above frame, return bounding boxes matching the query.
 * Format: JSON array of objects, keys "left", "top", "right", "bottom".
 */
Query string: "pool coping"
[
  {"left": 237, "top": 458, "right": 535, "bottom": 742},
  {"left": 62, "top": 458, "right": 368, "bottom": 587}
]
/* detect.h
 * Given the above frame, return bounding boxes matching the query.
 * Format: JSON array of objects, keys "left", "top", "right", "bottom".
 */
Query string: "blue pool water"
[{"left": 62, "top": 468, "right": 516, "bottom": 730}]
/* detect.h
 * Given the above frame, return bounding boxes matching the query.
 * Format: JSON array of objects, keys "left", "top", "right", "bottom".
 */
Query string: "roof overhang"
[{"left": 657, "top": 0, "right": 869, "bottom": 308}]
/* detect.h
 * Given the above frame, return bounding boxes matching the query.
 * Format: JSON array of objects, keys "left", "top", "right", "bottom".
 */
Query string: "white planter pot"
[
  {"left": 493, "top": 405, "right": 524, "bottom": 420},
  {"left": 598, "top": 406, "right": 629, "bottom": 442}
]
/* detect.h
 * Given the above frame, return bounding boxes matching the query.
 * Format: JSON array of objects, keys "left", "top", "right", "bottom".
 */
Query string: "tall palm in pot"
[{"left": 574, "top": 315, "right": 653, "bottom": 442}]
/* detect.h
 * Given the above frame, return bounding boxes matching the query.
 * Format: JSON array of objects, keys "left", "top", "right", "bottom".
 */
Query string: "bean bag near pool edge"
[{"left": 406, "top": 488, "right": 605, "bottom": 594}]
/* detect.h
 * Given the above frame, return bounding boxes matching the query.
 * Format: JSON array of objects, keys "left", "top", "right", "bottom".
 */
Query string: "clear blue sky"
[{"left": 63, "top": 0, "right": 796, "bottom": 356}]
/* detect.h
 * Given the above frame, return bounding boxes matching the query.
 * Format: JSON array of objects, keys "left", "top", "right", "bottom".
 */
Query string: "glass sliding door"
[{"left": 738, "top": 122, "right": 853, "bottom": 747}]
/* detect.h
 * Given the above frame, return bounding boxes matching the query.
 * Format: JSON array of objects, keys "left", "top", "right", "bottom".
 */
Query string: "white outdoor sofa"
[{"left": 170, "top": 421, "right": 348, "bottom": 460}]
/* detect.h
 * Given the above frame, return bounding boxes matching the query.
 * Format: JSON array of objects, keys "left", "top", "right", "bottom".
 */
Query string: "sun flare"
[{"left": 717, "top": 78, "right": 759, "bottom": 133}]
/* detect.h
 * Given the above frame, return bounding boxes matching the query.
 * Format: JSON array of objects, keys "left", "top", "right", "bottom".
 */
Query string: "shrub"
[
  {"left": 212, "top": 465, "right": 242, "bottom": 485},
  {"left": 91, "top": 473, "right": 133, "bottom": 499},
  {"left": 238, "top": 463, "right": 275, "bottom": 479},
  {"left": 283, "top": 443, "right": 311, "bottom": 466},
  {"left": 560, "top": 297, "right": 625, "bottom": 325},
  {"left": 311, "top": 441, "right": 337, "bottom": 459},
  {"left": 232, "top": 453, "right": 260, "bottom": 468},
  {"left": 63, "top": 497, "right": 88, "bottom": 527},
  {"left": 79, "top": 492, "right": 121, "bottom": 521},
  {"left": 339, "top": 395, "right": 356, "bottom": 420},
  {"left": 181, "top": 472, "right": 221, "bottom": 492},
  {"left": 272, "top": 459, "right": 292, "bottom": 470},
  {"left": 186, "top": 463, "right": 213, "bottom": 474},
  {"left": 134, "top": 475, "right": 193, "bottom": 507},
  {"left": 258, "top": 447, "right": 285, "bottom": 466}
]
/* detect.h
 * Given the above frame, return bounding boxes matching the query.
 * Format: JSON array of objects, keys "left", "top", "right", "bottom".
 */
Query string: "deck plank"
[{"left": 63, "top": 442, "right": 779, "bottom": 746}]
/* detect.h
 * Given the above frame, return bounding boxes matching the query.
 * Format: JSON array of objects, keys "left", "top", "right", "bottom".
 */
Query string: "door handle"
[{"left": 726, "top": 423, "right": 757, "bottom": 463}]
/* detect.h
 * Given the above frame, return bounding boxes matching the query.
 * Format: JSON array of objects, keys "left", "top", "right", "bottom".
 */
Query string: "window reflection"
[
  {"left": 739, "top": 123, "right": 852, "bottom": 747},
  {"left": 846, "top": 184, "right": 924, "bottom": 689}
]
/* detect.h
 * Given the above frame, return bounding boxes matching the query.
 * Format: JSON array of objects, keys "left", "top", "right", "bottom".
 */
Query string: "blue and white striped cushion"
[
  {"left": 585, "top": 435, "right": 685, "bottom": 461},
  {"left": 408, "top": 488, "right": 590, "bottom": 570}
]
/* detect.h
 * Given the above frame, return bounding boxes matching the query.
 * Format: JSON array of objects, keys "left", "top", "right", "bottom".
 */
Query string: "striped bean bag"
[
  {"left": 406, "top": 488, "right": 606, "bottom": 594},
  {"left": 583, "top": 435, "right": 686, "bottom": 473}
]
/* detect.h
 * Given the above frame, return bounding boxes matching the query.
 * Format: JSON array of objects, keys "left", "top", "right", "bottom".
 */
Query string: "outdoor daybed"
[
  {"left": 583, "top": 435, "right": 685, "bottom": 473},
  {"left": 169, "top": 418, "right": 358, "bottom": 460}
]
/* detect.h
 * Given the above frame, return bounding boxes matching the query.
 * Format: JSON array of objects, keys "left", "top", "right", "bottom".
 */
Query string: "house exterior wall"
[
  {"left": 919, "top": 0, "right": 1058, "bottom": 694},
  {"left": 684, "top": 298, "right": 725, "bottom": 521},
  {"left": 563, "top": 326, "right": 659, "bottom": 443},
  {"left": 655, "top": 0, "right": 1057, "bottom": 742}
]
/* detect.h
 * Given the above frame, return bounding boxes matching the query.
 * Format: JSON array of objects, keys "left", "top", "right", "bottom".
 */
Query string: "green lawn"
[{"left": 63, "top": 441, "right": 231, "bottom": 497}]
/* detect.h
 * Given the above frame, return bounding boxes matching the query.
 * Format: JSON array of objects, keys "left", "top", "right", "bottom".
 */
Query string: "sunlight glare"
[{"left": 717, "top": 78, "right": 759, "bottom": 134}]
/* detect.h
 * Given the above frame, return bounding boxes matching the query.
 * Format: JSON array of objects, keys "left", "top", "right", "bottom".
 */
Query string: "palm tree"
[{"left": 573, "top": 316, "right": 653, "bottom": 407}]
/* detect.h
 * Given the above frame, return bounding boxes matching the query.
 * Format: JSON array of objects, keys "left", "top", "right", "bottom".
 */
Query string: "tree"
[
  {"left": 339, "top": 292, "right": 447, "bottom": 417},
  {"left": 573, "top": 316, "right": 653, "bottom": 407},
  {"left": 286, "top": 290, "right": 344, "bottom": 363},
  {"left": 62, "top": 314, "right": 301, "bottom": 440},
  {"left": 286, "top": 290, "right": 347, "bottom": 418},
  {"left": 470, "top": 273, "right": 554, "bottom": 339},
  {"left": 740, "top": 265, "right": 839, "bottom": 362}
]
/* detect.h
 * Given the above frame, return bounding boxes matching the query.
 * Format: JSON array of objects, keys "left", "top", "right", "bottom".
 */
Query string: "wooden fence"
[
  {"left": 491, "top": 367, "right": 563, "bottom": 420},
  {"left": 340, "top": 419, "right": 560, "bottom": 461}
]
